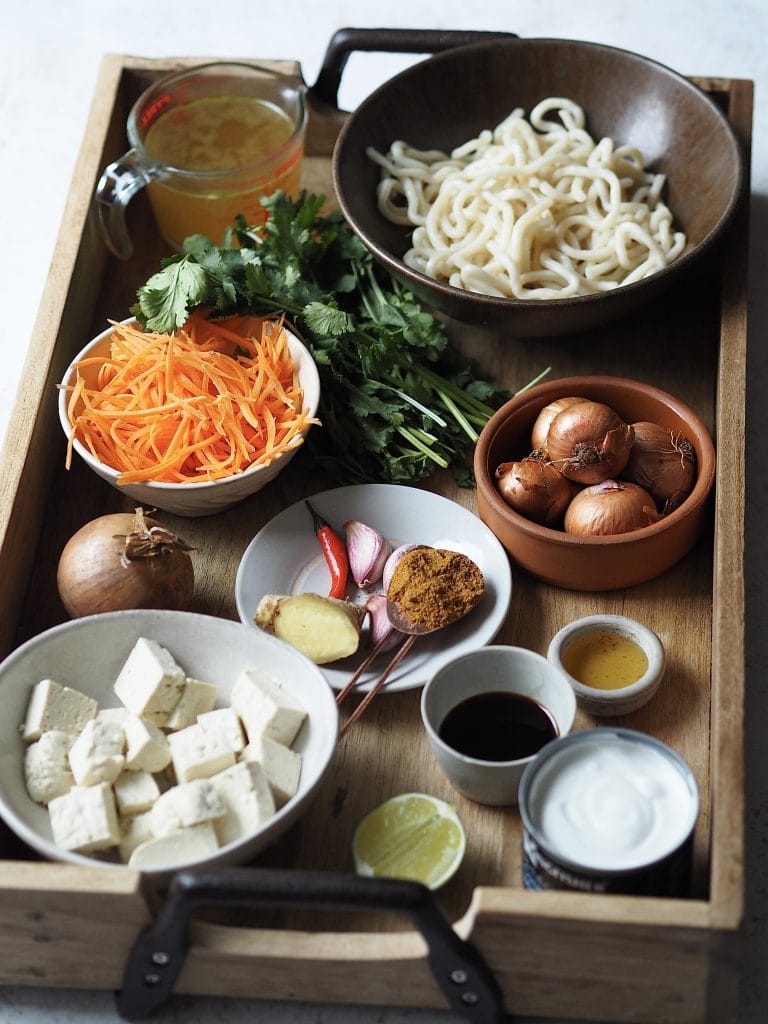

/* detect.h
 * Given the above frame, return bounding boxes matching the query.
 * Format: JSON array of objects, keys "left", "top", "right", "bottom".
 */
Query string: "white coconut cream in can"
[{"left": 519, "top": 728, "right": 699, "bottom": 895}]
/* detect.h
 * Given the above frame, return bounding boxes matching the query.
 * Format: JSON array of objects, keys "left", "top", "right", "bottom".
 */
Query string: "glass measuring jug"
[{"left": 96, "top": 62, "right": 307, "bottom": 259}]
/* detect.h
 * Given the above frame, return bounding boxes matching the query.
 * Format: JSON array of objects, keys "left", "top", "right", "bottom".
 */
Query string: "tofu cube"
[
  {"left": 122, "top": 715, "right": 171, "bottom": 773},
  {"left": 48, "top": 783, "right": 120, "bottom": 854},
  {"left": 209, "top": 761, "right": 276, "bottom": 846},
  {"left": 128, "top": 821, "right": 219, "bottom": 869},
  {"left": 149, "top": 778, "right": 225, "bottom": 838},
  {"left": 198, "top": 707, "right": 245, "bottom": 753},
  {"left": 68, "top": 719, "right": 125, "bottom": 787},
  {"left": 118, "top": 810, "right": 154, "bottom": 862},
  {"left": 24, "top": 730, "right": 76, "bottom": 804},
  {"left": 165, "top": 678, "right": 218, "bottom": 731},
  {"left": 167, "top": 722, "right": 236, "bottom": 783},
  {"left": 113, "top": 638, "right": 185, "bottom": 726},
  {"left": 241, "top": 735, "right": 302, "bottom": 807},
  {"left": 97, "top": 707, "right": 131, "bottom": 726},
  {"left": 22, "top": 679, "right": 97, "bottom": 743},
  {"left": 114, "top": 770, "right": 161, "bottom": 817},
  {"left": 231, "top": 670, "right": 307, "bottom": 747}
]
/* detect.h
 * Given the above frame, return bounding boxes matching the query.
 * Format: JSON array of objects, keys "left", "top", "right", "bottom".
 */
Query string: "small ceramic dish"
[
  {"left": 547, "top": 614, "right": 665, "bottom": 716},
  {"left": 420, "top": 645, "right": 576, "bottom": 806},
  {"left": 58, "top": 318, "right": 321, "bottom": 517}
]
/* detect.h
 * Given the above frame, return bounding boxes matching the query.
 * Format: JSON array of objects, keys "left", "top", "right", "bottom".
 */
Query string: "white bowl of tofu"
[{"left": 0, "top": 609, "right": 339, "bottom": 875}]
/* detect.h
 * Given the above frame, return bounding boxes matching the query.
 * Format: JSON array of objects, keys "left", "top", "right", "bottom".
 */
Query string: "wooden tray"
[{"left": 0, "top": 54, "right": 751, "bottom": 1023}]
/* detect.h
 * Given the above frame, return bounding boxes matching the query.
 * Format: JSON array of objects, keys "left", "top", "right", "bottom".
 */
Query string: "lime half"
[{"left": 352, "top": 792, "right": 466, "bottom": 891}]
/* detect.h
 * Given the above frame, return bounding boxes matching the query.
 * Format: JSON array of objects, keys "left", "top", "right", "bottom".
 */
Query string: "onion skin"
[
  {"left": 564, "top": 480, "right": 661, "bottom": 537},
  {"left": 546, "top": 401, "right": 634, "bottom": 485},
  {"left": 57, "top": 511, "right": 195, "bottom": 618},
  {"left": 624, "top": 421, "right": 696, "bottom": 511},
  {"left": 530, "top": 396, "right": 588, "bottom": 452},
  {"left": 495, "top": 457, "right": 573, "bottom": 526}
]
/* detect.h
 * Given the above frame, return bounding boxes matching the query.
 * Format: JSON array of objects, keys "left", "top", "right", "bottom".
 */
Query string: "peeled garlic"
[{"left": 343, "top": 520, "right": 392, "bottom": 589}]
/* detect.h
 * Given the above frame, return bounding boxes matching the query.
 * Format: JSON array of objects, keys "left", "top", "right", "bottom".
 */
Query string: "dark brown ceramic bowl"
[
  {"left": 333, "top": 37, "right": 744, "bottom": 337},
  {"left": 474, "top": 376, "right": 716, "bottom": 590}
]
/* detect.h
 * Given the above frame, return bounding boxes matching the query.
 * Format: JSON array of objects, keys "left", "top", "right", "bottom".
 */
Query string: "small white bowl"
[
  {"left": 420, "top": 645, "right": 576, "bottom": 806},
  {"left": 0, "top": 609, "right": 338, "bottom": 876},
  {"left": 547, "top": 614, "right": 665, "bottom": 717},
  {"left": 58, "top": 318, "right": 321, "bottom": 517}
]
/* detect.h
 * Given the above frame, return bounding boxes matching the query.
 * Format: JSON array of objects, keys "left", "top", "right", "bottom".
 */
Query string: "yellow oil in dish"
[
  {"left": 144, "top": 95, "right": 303, "bottom": 245},
  {"left": 561, "top": 632, "right": 648, "bottom": 690}
]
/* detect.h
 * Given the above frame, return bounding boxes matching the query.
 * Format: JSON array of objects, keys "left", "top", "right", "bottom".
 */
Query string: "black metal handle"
[
  {"left": 309, "top": 26, "right": 517, "bottom": 109},
  {"left": 116, "top": 867, "right": 507, "bottom": 1023}
]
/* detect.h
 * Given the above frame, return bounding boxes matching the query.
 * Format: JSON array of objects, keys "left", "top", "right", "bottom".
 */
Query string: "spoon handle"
[
  {"left": 335, "top": 630, "right": 398, "bottom": 707},
  {"left": 340, "top": 634, "right": 417, "bottom": 736}
]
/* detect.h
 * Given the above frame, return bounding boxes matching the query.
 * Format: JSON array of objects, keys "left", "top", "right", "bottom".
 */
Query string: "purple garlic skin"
[
  {"left": 365, "top": 594, "right": 401, "bottom": 652},
  {"left": 344, "top": 520, "right": 392, "bottom": 589}
]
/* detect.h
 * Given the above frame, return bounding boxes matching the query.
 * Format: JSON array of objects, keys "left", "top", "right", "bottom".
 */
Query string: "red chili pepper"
[{"left": 305, "top": 500, "right": 349, "bottom": 599}]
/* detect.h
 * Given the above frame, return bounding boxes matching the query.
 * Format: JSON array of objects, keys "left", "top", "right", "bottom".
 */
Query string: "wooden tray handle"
[
  {"left": 116, "top": 867, "right": 506, "bottom": 1023},
  {"left": 308, "top": 27, "right": 517, "bottom": 109}
]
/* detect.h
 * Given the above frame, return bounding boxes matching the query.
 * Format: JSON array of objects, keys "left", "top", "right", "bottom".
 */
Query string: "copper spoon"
[{"left": 338, "top": 597, "right": 473, "bottom": 737}]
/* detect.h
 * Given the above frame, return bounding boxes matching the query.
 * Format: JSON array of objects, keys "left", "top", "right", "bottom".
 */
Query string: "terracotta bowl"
[
  {"left": 333, "top": 37, "right": 743, "bottom": 337},
  {"left": 473, "top": 375, "right": 716, "bottom": 590}
]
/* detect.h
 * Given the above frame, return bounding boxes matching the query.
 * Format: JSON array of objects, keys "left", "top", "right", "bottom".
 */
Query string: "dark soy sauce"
[{"left": 438, "top": 691, "right": 558, "bottom": 761}]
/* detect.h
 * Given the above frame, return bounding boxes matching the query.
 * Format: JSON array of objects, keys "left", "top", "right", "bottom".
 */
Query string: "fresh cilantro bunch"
[{"left": 132, "top": 191, "right": 520, "bottom": 485}]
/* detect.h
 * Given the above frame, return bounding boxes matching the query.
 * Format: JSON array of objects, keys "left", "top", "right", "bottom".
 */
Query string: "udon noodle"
[{"left": 367, "top": 97, "right": 686, "bottom": 300}]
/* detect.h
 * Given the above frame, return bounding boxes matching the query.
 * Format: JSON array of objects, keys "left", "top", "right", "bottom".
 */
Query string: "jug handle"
[
  {"left": 95, "top": 149, "right": 161, "bottom": 260},
  {"left": 308, "top": 27, "right": 517, "bottom": 111}
]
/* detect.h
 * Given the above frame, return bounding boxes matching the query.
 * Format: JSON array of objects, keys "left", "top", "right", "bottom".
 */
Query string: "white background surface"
[{"left": 0, "top": 1, "right": 764, "bottom": 1022}]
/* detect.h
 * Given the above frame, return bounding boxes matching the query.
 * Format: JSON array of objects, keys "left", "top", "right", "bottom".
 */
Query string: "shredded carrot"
[{"left": 63, "top": 312, "right": 319, "bottom": 484}]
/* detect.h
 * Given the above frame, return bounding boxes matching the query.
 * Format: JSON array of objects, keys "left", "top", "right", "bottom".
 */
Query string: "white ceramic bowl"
[
  {"left": 547, "top": 614, "right": 666, "bottom": 716},
  {"left": 0, "top": 609, "right": 338, "bottom": 876},
  {"left": 58, "top": 318, "right": 321, "bottom": 517},
  {"left": 420, "top": 645, "right": 576, "bottom": 806}
]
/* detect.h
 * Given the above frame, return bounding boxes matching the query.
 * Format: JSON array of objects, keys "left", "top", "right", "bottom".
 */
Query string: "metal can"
[{"left": 518, "top": 727, "right": 699, "bottom": 896}]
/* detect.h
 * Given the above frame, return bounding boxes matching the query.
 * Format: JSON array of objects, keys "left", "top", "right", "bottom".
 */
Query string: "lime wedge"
[{"left": 352, "top": 792, "right": 466, "bottom": 890}]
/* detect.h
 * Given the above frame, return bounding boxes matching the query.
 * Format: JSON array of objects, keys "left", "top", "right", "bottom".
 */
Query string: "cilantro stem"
[
  {"left": 396, "top": 427, "right": 450, "bottom": 468},
  {"left": 384, "top": 385, "right": 448, "bottom": 429}
]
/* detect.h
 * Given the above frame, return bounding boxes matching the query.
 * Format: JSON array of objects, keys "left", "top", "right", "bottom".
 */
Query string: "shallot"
[
  {"left": 624, "top": 421, "right": 696, "bottom": 511},
  {"left": 546, "top": 401, "right": 634, "bottom": 485},
  {"left": 495, "top": 457, "right": 573, "bottom": 526},
  {"left": 56, "top": 508, "right": 195, "bottom": 618},
  {"left": 564, "top": 480, "right": 661, "bottom": 537},
  {"left": 530, "top": 396, "right": 588, "bottom": 452}
]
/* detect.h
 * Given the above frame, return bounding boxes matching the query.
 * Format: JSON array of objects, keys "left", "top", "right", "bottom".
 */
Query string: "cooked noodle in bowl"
[{"left": 367, "top": 98, "right": 686, "bottom": 301}]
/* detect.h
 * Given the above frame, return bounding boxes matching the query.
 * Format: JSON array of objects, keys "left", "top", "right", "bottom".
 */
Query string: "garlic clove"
[
  {"left": 343, "top": 520, "right": 392, "bottom": 589},
  {"left": 365, "top": 594, "right": 402, "bottom": 652}
]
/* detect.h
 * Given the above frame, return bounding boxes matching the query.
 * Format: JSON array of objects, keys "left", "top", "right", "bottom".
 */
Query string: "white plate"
[{"left": 235, "top": 484, "right": 513, "bottom": 692}]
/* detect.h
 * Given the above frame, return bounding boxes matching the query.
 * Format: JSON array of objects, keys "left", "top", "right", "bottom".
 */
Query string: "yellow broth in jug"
[{"left": 144, "top": 95, "right": 303, "bottom": 246}]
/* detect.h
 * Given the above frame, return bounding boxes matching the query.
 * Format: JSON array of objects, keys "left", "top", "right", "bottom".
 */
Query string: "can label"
[{"left": 522, "top": 827, "right": 693, "bottom": 895}]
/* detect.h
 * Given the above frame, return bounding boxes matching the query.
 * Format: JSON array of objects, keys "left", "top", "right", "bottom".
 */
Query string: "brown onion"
[
  {"left": 495, "top": 457, "right": 573, "bottom": 525},
  {"left": 530, "top": 396, "right": 588, "bottom": 452},
  {"left": 546, "top": 401, "right": 634, "bottom": 484},
  {"left": 624, "top": 421, "right": 696, "bottom": 512},
  {"left": 57, "top": 508, "right": 195, "bottom": 618},
  {"left": 564, "top": 480, "right": 661, "bottom": 537}
]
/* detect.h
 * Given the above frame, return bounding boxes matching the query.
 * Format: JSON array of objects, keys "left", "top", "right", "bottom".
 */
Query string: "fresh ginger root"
[{"left": 254, "top": 593, "right": 365, "bottom": 664}]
